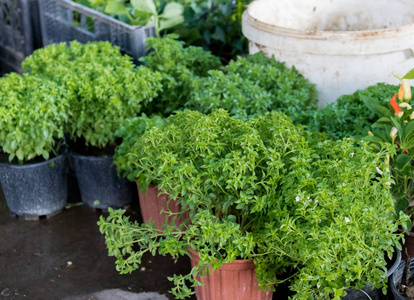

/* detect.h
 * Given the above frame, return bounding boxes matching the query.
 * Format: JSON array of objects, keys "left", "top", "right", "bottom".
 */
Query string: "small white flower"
[
  {"left": 345, "top": 217, "right": 350, "bottom": 223},
  {"left": 315, "top": 200, "right": 318, "bottom": 203},
  {"left": 350, "top": 153, "right": 354, "bottom": 157},
  {"left": 376, "top": 167, "right": 383, "bottom": 175},
  {"left": 307, "top": 197, "right": 310, "bottom": 200},
  {"left": 295, "top": 196, "right": 300, "bottom": 202}
]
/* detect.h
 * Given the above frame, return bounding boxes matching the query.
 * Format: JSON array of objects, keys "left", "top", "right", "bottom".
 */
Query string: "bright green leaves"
[
  {"left": 0, "top": 73, "right": 68, "bottom": 163},
  {"left": 23, "top": 41, "right": 164, "bottom": 151},
  {"left": 131, "top": 0, "right": 157, "bottom": 14}
]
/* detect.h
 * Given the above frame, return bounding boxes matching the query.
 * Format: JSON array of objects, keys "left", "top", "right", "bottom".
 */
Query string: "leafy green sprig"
[{"left": 0, "top": 73, "right": 68, "bottom": 163}]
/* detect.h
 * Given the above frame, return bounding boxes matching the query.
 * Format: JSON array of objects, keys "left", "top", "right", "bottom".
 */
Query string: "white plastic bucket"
[{"left": 242, "top": 0, "right": 414, "bottom": 107}]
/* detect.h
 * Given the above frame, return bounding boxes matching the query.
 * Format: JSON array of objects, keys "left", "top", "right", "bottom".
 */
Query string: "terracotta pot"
[
  {"left": 137, "top": 183, "right": 189, "bottom": 230},
  {"left": 398, "top": 229, "right": 414, "bottom": 259},
  {"left": 188, "top": 248, "right": 273, "bottom": 300}
]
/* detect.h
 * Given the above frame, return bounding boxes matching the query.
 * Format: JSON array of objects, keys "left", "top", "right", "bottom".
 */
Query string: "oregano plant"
[
  {"left": 100, "top": 109, "right": 407, "bottom": 299},
  {"left": 0, "top": 73, "right": 68, "bottom": 163}
]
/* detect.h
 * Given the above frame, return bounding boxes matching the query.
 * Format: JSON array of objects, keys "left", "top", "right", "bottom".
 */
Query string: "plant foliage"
[
  {"left": 187, "top": 52, "right": 318, "bottom": 123},
  {"left": 23, "top": 41, "right": 164, "bottom": 151},
  {"left": 0, "top": 73, "right": 68, "bottom": 163},
  {"left": 140, "top": 35, "right": 221, "bottom": 116},
  {"left": 306, "top": 83, "right": 400, "bottom": 140},
  {"left": 100, "top": 109, "right": 407, "bottom": 299}
]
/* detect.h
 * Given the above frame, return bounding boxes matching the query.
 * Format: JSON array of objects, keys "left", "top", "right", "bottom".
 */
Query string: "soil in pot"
[
  {"left": 137, "top": 184, "right": 190, "bottom": 230},
  {"left": 188, "top": 248, "right": 273, "bottom": 300}
]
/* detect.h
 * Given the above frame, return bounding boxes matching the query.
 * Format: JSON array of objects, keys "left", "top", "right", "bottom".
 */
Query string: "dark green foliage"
[
  {"left": 0, "top": 73, "right": 68, "bottom": 163},
  {"left": 306, "top": 83, "right": 399, "bottom": 140},
  {"left": 187, "top": 52, "right": 318, "bottom": 122},
  {"left": 22, "top": 41, "right": 164, "bottom": 151},
  {"left": 100, "top": 109, "right": 407, "bottom": 299},
  {"left": 140, "top": 35, "right": 222, "bottom": 116}
]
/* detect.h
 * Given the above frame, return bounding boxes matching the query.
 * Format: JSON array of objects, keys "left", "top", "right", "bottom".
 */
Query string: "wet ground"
[{"left": 0, "top": 187, "right": 194, "bottom": 300}]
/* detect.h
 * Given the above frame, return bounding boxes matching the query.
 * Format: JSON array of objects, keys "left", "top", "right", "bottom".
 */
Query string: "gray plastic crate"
[
  {"left": 0, "top": 0, "right": 34, "bottom": 75},
  {"left": 38, "top": 0, "right": 155, "bottom": 61}
]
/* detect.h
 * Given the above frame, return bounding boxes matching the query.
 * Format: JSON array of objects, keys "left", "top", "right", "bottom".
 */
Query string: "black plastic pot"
[
  {"left": 68, "top": 152, "right": 135, "bottom": 210},
  {"left": 0, "top": 153, "right": 68, "bottom": 220},
  {"left": 342, "top": 248, "right": 401, "bottom": 300},
  {"left": 390, "top": 257, "right": 414, "bottom": 300}
]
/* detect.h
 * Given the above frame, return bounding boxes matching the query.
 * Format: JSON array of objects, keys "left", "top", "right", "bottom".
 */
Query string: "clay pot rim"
[{"left": 187, "top": 248, "right": 256, "bottom": 271}]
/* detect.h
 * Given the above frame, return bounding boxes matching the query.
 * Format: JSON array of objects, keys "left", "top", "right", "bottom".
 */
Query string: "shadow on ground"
[{"left": 0, "top": 187, "right": 194, "bottom": 300}]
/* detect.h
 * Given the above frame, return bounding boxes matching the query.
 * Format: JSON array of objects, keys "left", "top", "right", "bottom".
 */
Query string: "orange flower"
[{"left": 390, "top": 94, "right": 402, "bottom": 113}]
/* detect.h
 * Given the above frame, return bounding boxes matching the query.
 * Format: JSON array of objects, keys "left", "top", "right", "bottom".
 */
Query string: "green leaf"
[
  {"left": 396, "top": 153, "right": 411, "bottom": 170},
  {"left": 131, "top": 0, "right": 156, "bottom": 15},
  {"left": 404, "top": 121, "right": 414, "bottom": 138},
  {"left": 403, "top": 68, "right": 414, "bottom": 80},
  {"left": 361, "top": 95, "right": 391, "bottom": 117},
  {"left": 105, "top": 1, "right": 129, "bottom": 15},
  {"left": 159, "top": 15, "right": 184, "bottom": 31},
  {"left": 160, "top": 2, "right": 183, "bottom": 19},
  {"left": 363, "top": 135, "right": 384, "bottom": 144}
]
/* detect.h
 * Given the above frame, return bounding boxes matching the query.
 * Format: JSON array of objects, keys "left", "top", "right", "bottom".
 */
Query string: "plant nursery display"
[
  {"left": 99, "top": 109, "right": 407, "bottom": 299},
  {"left": 0, "top": 73, "right": 69, "bottom": 218},
  {"left": 22, "top": 41, "right": 165, "bottom": 209}
]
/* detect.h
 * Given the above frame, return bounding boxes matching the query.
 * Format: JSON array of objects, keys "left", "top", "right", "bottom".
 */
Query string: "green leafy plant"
[
  {"left": 306, "top": 83, "right": 401, "bottom": 140},
  {"left": 186, "top": 52, "right": 317, "bottom": 122},
  {"left": 363, "top": 71, "right": 414, "bottom": 229},
  {"left": 114, "top": 113, "right": 166, "bottom": 181},
  {"left": 22, "top": 41, "right": 164, "bottom": 154},
  {"left": 0, "top": 73, "right": 68, "bottom": 163},
  {"left": 100, "top": 109, "right": 407, "bottom": 299},
  {"left": 140, "top": 35, "right": 221, "bottom": 116}
]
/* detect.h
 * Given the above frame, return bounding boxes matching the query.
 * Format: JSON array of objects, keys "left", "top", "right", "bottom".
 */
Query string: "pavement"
[{"left": 0, "top": 186, "right": 194, "bottom": 300}]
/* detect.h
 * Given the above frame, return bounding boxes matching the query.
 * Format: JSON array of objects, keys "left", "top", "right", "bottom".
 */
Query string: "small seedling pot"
[
  {"left": 0, "top": 153, "right": 68, "bottom": 220},
  {"left": 69, "top": 152, "right": 135, "bottom": 210},
  {"left": 390, "top": 257, "right": 414, "bottom": 300}
]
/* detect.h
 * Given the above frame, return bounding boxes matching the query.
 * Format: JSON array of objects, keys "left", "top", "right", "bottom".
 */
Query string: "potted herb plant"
[
  {"left": 22, "top": 41, "right": 165, "bottom": 210},
  {"left": 99, "top": 109, "right": 405, "bottom": 299},
  {"left": 0, "top": 73, "right": 68, "bottom": 220},
  {"left": 363, "top": 70, "right": 414, "bottom": 258},
  {"left": 113, "top": 113, "right": 187, "bottom": 229}
]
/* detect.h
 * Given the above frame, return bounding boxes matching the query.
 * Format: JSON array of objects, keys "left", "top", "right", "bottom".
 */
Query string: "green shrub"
[
  {"left": 0, "top": 73, "right": 68, "bottom": 163},
  {"left": 23, "top": 41, "right": 164, "bottom": 152}
]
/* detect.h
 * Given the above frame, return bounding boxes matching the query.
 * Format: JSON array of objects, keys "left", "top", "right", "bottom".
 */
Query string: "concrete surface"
[{"left": 0, "top": 187, "right": 194, "bottom": 300}]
